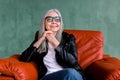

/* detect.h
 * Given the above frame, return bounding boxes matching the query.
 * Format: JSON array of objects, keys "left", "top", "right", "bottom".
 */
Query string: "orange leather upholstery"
[
  {"left": 0, "top": 54, "right": 38, "bottom": 80},
  {"left": 0, "top": 30, "right": 120, "bottom": 80},
  {"left": 64, "top": 30, "right": 104, "bottom": 69},
  {"left": 85, "top": 56, "right": 120, "bottom": 80}
]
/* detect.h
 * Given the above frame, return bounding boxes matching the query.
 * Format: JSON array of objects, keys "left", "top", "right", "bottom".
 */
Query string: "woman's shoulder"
[{"left": 62, "top": 31, "right": 75, "bottom": 40}]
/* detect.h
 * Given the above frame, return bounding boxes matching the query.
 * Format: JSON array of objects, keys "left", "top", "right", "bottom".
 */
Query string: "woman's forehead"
[{"left": 47, "top": 11, "right": 59, "bottom": 17}]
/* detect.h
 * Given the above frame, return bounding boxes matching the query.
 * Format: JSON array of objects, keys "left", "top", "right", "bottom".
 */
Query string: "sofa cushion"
[{"left": 85, "top": 56, "right": 120, "bottom": 80}]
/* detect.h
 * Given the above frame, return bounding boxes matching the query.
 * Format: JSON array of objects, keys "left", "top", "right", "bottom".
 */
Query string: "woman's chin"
[{"left": 50, "top": 29, "right": 59, "bottom": 32}]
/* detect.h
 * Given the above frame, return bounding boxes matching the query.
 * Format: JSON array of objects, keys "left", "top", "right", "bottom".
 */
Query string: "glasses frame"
[{"left": 45, "top": 16, "right": 61, "bottom": 22}]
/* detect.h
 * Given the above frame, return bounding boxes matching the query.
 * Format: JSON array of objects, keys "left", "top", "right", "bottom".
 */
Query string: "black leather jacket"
[{"left": 20, "top": 31, "right": 86, "bottom": 80}]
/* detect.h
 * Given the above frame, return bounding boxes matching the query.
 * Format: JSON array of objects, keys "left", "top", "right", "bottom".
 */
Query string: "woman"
[{"left": 20, "top": 9, "right": 86, "bottom": 80}]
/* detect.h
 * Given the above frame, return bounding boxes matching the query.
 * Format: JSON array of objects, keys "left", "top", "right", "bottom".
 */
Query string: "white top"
[{"left": 43, "top": 42, "right": 63, "bottom": 75}]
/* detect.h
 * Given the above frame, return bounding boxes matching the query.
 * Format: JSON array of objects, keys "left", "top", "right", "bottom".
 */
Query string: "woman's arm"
[
  {"left": 19, "top": 31, "right": 52, "bottom": 62},
  {"left": 55, "top": 34, "right": 78, "bottom": 67},
  {"left": 19, "top": 40, "right": 37, "bottom": 62},
  {"left": 19, "top": 31, "right": 45, "bottom": 62}
]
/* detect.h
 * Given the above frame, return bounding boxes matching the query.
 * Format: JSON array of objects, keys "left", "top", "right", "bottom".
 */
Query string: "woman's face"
[{"left": 45, "top": 11, "right": 61, "bottom": 32}]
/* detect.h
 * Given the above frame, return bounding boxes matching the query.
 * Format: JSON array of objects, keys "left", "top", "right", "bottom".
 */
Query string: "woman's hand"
[
  {"left": 33, "top": 31, "right": 59, "bottom": 48},
  {"left": 45, "top": 31, "right": 60, "bottom": 48},
  {"left": 33, "top": 31, "right": 52, "bottom": 48}
]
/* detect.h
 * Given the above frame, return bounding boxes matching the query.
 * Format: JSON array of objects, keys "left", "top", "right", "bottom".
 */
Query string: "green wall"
[{"left": 0, "top": 0, "right": 120, "bottom": 58}]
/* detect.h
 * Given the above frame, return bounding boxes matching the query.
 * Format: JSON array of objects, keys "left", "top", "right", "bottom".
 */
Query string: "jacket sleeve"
[
  {"left": 19, "top": 31, "right": 38, "bottom": 62},
  {"left": 19, "top": 40, "right": 37, "bottom": 62},
  {"left": 55, "top": 34, "right": 79, "bottom": 68}
]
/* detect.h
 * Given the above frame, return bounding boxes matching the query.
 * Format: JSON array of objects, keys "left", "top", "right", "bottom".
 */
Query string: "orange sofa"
[{"left": 0, "top": 30, "right": 120, "bottom": 80}]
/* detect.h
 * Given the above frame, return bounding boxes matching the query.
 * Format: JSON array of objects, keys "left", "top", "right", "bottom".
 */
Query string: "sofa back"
[{"left": 64, "top": 30, "right": 104, "bottom": 69}]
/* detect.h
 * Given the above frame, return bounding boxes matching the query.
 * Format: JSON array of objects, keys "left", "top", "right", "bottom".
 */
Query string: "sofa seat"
[{"left": 85, "top": 55, "right": 120, "bottom": 80}]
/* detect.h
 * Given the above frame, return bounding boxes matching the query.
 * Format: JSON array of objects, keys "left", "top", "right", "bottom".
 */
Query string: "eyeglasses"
[{"left": 45, "top": 16, "right": 61, "bottom": 22}]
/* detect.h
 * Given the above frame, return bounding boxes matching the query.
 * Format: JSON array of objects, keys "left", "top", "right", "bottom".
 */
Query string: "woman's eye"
[
  {"left": 55, "top": 19, "right": 61, "bottom": 22},
  {"left": 47, "top": 18, "right": 53, "bottom": 22}
]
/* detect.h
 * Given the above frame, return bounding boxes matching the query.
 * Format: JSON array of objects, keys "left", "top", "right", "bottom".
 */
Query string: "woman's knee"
[
  {"left": 43, "top": 68, "right": 83, "bottom": 80},
  {"left": 64, "top": 68, "right": 83, "bottom": 80},
  {"left": 64, "top": 68, "right": 77, "bottom": 75}
]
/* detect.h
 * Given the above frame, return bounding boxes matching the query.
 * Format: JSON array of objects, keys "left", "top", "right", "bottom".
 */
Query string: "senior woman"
[{"left": 20, "top": 9, "right": 86, "bottom": 80}]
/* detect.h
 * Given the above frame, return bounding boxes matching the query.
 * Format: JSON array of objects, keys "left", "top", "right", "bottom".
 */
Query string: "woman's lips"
[{"left": 50, "top": 26, "right": 57, "bottom": 28}]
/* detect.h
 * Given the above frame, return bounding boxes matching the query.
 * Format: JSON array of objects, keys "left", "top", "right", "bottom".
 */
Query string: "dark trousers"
[{"left": 43, "top": 68, "right": 83, "bottom": 80}]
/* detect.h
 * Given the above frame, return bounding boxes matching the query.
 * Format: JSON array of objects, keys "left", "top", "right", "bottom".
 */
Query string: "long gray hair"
[{"left": 37, "top": 9, "right": 64, "bottom": 53}]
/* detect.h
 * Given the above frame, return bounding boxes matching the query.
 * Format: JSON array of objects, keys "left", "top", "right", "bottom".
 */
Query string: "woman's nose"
[{"left": 51, "top": 19, "right": 56, "bottom": 23}]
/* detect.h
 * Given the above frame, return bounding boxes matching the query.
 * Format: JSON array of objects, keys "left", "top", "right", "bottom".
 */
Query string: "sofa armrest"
[
  {"left": 0, "top": 54, "right": 38, "bottom": 80},
  {"left": 85, "top": 57, "right": 120, "bottom": 80}
]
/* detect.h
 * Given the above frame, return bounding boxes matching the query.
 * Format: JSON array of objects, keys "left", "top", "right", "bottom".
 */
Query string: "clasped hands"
[{"left": 34, "top": 31, "right": 60, "bottom": 48}]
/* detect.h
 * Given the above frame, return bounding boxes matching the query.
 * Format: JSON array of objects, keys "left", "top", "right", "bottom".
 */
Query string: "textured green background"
[{"left": 0, "top": 0, "right": 120, "bottom": 58}]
